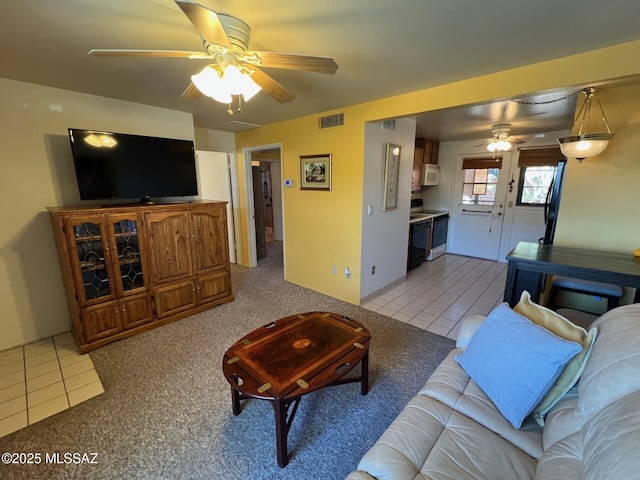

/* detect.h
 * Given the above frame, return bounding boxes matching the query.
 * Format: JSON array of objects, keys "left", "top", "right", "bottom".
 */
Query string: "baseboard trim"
[{"left": 359, "top": 274, "right": 407, "bottom": 305}]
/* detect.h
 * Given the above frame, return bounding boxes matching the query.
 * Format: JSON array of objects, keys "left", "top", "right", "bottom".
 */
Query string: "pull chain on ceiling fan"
[{"left": 88, "top": 0, "right": 338, "bottom": 113}]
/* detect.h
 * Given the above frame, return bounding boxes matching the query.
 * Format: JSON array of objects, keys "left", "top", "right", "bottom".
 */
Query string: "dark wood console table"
[{"left": 504, "top": 242, "right": 640, "bottom": 307}]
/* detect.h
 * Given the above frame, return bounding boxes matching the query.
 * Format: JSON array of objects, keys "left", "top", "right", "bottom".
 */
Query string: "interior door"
[
  {"left": 195, "top": 151, "right": 236, "bottom": 264},
  {"left": 448, "top": 153, "right": 513, "bottom": 260},
  {"left": 252, "top": 166, "right": 266, "bottom": 260}
]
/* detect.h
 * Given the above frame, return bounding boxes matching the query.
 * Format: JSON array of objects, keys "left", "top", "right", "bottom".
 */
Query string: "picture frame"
[
  {"left": 300, "top": 154, "right": 332, "bottom": 190},
  {"left": 383, "top": 143, "right": 401, "bottom": 210}
]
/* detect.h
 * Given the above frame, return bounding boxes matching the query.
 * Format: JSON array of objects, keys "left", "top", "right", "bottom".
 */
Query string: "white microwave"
[{"left": 421, "top": 164, "right": 440, "bottom": 186}]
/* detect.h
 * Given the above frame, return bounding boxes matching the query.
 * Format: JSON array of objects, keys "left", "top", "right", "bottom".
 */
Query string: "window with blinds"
[
  {"left": 517, "top": 147, "right": 565, "bottom": 206},
  {"left": 461, "top": 157, "right": 502, "bottom": 205}
]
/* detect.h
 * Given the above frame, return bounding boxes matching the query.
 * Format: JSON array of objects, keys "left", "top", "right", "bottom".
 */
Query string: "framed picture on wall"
[
  {"left": 383, "top": 143, "right": 401, "bottom": 210},
  {"left": 300, "top": 154, "right": 332, "bottom": 190}
]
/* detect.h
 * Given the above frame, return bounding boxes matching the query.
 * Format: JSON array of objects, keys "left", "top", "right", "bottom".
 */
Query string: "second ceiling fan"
[
  {"left": 89, "top": 0, "right": 338, "bottom": 106},
  {"left": 477, "top": 124, "right": 526, "bottom": 152}
]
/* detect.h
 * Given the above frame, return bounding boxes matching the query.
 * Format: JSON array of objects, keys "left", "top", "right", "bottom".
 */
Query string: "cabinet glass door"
[
  {"left": 70, "top": 219, "right": 112, "bottom": 303},
  {"left": 111, "top": 216, "right": 145, "bottom": 295}
]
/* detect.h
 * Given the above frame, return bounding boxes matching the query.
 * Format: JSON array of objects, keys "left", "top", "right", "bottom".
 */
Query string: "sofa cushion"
[
  {"left": 421, "top": 350, "right": 543, "bottom": 459},
  {"left": 455, "top": 304, "right": 582, "bottom": 429},
  {"left": 534, "top": 431, "right": 583, "bottom": 480},
  {"left": 540, "top": 385, "right": 580, "bottom": 452},
  {"left": 577, "top": 304, "right": 640, "bottom": 421},
  {"left": 514, "top": 291, "right": 598, "bottom": 426},
  {"left": 354, "top": 394, "right": 537, "bottom": 480},
  {"left": 581, "top": 390, "right": 640, "bottom": 480}
]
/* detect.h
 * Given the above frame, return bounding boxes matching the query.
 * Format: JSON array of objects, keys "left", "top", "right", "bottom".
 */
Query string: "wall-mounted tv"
[{"left": 68, "top": 128, "right": 198, "bottom": 203}]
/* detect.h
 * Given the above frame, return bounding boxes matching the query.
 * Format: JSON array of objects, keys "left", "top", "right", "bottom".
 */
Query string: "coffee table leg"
[
  {"left": 361, "top": 350, "right": 370, "bottom": 395},
  {"left": 231, "top": 386, "right": 241, "bottom": 416},
  {"left": 272, "top": 399, "right": 289, "bottom": 467}
]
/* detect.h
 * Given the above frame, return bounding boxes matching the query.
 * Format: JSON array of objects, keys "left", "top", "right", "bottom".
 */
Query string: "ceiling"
[{"left": 3, "top": 1, "right": 640, "bottom": 140}]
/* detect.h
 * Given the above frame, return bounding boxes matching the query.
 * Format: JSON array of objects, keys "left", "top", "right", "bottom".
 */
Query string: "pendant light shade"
[{"left": 557, "top": 87, "right": 614, "bottom": 161}]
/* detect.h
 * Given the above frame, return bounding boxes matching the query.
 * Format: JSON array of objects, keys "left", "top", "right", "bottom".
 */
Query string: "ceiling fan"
[
  {"left": 88, "top": 0, "right": 338, "bottom": 108},
  {"left": 477, "top": 124, "right": 526, "bottom": 152}
]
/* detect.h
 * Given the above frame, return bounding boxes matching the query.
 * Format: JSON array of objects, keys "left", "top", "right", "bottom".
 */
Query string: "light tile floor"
[
  {"left": 362, "top": 253, "right": 508, "bottom": 340},
  {"left": 0, "top": 332, "right": 104, "bottom": 438}
]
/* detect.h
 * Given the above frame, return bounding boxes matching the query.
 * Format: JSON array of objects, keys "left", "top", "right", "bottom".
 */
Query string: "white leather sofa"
[{"left": 346, "top": 303, "right": 640, "bottom": 480}]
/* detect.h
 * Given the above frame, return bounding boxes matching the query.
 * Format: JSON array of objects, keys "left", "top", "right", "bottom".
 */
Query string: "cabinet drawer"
[{"left": 154, "top": 280, "right": 196, "bottom": 319}]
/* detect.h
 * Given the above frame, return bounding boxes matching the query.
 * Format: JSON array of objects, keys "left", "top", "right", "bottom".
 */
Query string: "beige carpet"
[{"left": 0, "top": 242, "right": 455, "bottom": 479}]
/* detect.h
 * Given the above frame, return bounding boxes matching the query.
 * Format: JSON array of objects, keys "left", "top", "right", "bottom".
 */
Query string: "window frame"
[
  {"left": 516, "top": 164, "right": 557, "bottom": 207},
  {"left": 515, "top": 147, "right": 565, "bottom": 207}
]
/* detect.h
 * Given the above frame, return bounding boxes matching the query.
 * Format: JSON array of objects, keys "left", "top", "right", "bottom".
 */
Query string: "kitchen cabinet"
[
  {"left": 415, "top": 138, "right": 439, "bottom": 164},
  {"left": 412, "top": 148, "right": 424, "bottom": 191},
  {"left": 49, "top": 201, "right": 234, "bottom": 353}
]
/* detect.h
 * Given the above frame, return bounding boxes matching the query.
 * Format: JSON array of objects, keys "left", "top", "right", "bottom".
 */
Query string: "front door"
[{"left": 447, "top": 152, "right": 513, "bottom": 260}]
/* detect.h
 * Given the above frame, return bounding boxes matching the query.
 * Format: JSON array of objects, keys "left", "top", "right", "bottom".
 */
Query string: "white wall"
[
  {"left": 360, "top": 117, "right": 417, "bottom": 301},
  {"left": 194, "top": 127, "right": 235, "bottom": 152},
  {"left": 0, "top": 78, "right": 195, "bottom": 350}
]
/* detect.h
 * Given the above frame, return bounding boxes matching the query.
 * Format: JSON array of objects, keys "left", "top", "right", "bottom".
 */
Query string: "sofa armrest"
[
  {"left": 345, "top": 471, "right": 377, "bottom": 480},
  {"left": 455, "top": 315, "right": 486, "bottom": 349}
]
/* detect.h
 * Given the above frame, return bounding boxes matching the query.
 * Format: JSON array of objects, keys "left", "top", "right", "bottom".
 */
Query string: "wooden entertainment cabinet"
[{"left": 48, "top": 200, "right": 234, "bottom": 353}]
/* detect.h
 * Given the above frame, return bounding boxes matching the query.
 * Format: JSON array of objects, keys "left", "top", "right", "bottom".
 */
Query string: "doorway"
[
  {"left": 447, "top": 152, "right": 513, "bottom": 260},
  {"left": 243, "top": 145, "right": 284, "bottom": 267}
]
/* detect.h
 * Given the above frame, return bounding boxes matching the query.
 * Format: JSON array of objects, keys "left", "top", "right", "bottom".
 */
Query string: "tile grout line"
[{"left": 54, "top": 337, "right": 73, "bottom": 410}]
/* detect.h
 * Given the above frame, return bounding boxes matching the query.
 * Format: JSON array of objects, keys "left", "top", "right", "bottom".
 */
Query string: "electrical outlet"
[
  {"left": 345, "top": 267, "right": 351, "bottom": 279},
  {"left": 331, "top": 265, "right": 336, "bottom": 275},
  {"left": 371, "top": 265, "right": 376, "bottom": 275}
]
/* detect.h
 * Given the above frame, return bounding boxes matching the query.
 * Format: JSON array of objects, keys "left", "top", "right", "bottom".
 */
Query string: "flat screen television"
[{"left": 68, "top": 128, "right": 198, "bottom": 203}]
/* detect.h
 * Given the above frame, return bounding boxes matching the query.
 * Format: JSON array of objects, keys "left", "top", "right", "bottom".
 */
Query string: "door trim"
[{"left": 242, "top": 143, "right": 283, "bottom": 267}]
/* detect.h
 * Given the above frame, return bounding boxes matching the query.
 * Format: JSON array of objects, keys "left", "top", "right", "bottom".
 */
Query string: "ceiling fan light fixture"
[
  {"left": 192, "top": 64, "right": 262, "bottom": 104},
  {"left": 191, "top": 65, "right": 232, "bottom": 103},
  {"left": 487, "top": 139, "right": 512, "bottom": 152},
  {"left": 236, "top": 70, "right": 262, "bottom": 101},
  {"left": 557, "top": 87, "right": 614, "bottom": 161}
]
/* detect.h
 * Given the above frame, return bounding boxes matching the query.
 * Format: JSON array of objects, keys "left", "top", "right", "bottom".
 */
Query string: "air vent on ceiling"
[
  {"left": 213, "top": 121, "right": 261, "bottom": 132},
  {"left": 382, "top": 119, "right": 396, "bottom": 131},
  {"left": 318, "top": 112, "right": 344, "bottom": 129}
]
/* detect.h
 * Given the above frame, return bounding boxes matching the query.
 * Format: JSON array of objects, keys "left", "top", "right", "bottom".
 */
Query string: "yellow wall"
[
  {"left": 236, "top": 113, "right": 367, "bottom": 303},
  {"left": 555, "top": 83, "right": 640, "bottom": 252},
  {"left": 235, "top": 39, "right": 640, "bottom": 304}
]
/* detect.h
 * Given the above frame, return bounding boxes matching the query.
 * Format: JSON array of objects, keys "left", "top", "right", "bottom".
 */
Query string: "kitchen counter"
[{"left": 409, "top": 210, "right": 448, "bottom": 223}]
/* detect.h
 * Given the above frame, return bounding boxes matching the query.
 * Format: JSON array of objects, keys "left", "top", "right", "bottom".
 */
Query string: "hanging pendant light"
[{"left": 557, "top": 87, "right": 614, "bottom": 162}]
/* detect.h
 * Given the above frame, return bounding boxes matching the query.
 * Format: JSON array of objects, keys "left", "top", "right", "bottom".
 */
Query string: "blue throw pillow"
[{"left": 455, "top": 303, "right": 582, "bottom": 429}]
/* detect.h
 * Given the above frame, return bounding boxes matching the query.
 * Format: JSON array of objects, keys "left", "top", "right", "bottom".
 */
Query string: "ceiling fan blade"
[
  {"left": 175, "top": 0, "right": 231, "bottom": 48},
  {"left": 246, "top": 51, "right": 338, "bottom": 74},
  {"left": 247, "top": 66, "right": 296, "bottom": 103},
  {"left": 180, "top": 82, "right": 204, "bottom": 100},
  {"left": 89, "top": 49, "right": 210, "bottom": 59}
]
